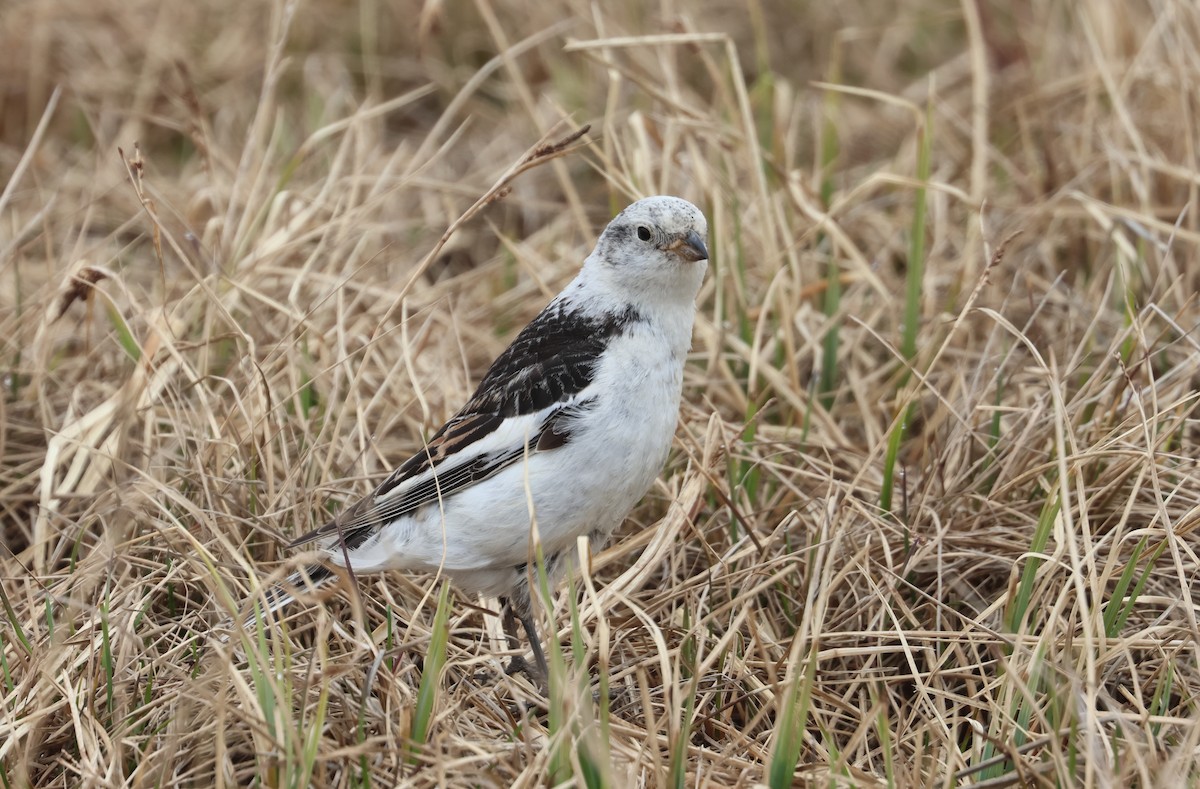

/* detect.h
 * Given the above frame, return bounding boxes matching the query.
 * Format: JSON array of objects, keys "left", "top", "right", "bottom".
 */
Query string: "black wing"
[{"left": 460, "top": 301, "right": 642, "bottom": 416}]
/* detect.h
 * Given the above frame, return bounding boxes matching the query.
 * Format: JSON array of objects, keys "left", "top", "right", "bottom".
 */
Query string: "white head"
[{"left": 582, "top": 196, "right": 709, "bottom": 311}]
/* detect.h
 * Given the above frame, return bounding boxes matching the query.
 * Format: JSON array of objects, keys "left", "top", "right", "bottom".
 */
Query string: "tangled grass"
[{"left": 3, "top": 0, "right": 1200, "bottom": 785}]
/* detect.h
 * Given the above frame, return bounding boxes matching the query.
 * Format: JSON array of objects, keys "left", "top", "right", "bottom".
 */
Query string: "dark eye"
[{"left": 636, "top": 225, "right": 652, "bottom": 242}]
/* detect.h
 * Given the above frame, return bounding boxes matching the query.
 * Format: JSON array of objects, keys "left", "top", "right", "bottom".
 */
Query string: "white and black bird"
[{"left": 262, "top": 195, "right": 709, "bottom": 683}]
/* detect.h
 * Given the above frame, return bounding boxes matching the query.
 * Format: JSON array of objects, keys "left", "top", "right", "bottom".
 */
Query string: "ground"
[{"left": 2, "top": 0, "right": 1200, "bottom": 786}]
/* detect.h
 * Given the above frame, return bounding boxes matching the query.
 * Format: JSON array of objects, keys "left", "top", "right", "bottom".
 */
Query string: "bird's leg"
[
  {"left": 499, "top": 597, "right": 523, "bottom": 653},
  {"left": 498, "top": 594, "right": 548, "bottom": 687},
  {"left": 518, "top": 608, "right": 550, "bottom": 681}
]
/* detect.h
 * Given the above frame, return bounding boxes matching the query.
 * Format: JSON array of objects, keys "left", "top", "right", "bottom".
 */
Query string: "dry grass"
[{"left": 3, "top": 0, "right": 1200, "bottom": 785}]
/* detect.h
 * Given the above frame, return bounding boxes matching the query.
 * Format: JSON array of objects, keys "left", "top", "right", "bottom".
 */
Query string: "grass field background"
[{"left": 3, "top": 0, "right": 1200, "bottom": 785}]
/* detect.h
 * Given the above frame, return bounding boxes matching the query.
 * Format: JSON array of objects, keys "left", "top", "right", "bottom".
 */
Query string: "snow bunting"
[{"left": 263, "top": 196, "right": 708, "bottom": 683}]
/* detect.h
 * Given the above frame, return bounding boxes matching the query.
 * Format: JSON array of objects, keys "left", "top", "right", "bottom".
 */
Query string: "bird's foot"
[
  {"left": 504, "top": 655, "right": 547, "bottom": 691},
  {"left": 595, "top": 683, "right": 633, "bottom": 710}
]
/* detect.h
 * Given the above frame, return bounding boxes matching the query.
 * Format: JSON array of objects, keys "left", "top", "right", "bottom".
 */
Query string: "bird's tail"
[
  {"left": 268, "top": 563, "right": 335, "bottom": 613},
  {"left": 234, "top": 564, "right": 336, "bottom": 630}
]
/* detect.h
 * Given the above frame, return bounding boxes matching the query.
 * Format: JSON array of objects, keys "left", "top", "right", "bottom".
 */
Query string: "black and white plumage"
[{"left": 264, "top": 195, "right": 709, "bottom": 683}]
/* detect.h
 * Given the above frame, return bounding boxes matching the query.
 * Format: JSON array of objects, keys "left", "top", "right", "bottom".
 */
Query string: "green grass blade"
[
  {"left": 879, "top": 102, "right": 932, "bottom": 514},
  {"left": 1006, "top": 492, "right": 1060, "bottom": 634},
  {"left": 0, "top": 585, "right": 32, "bottom": 655},
  {"left": 532, "top": 542, "right": 571, "bottom": 786},
  {"left": 767, "top": 641, "right": 816, "bottom": 788},
  {"left": 1109, "top": 537, "right": 1169, "bottom": 636},
  {"left": 408, "top": 582, "right": 451, "bottom": 759},
  {"left": 0, "top": 631, "right": 11, "bottom": 697},
  {"left": 819, "top": 252, "right": 842, "bottom": 412},
  {"left": 105, "top": 303, "right": 141, "bottom": 362},
  {"left": 1149, "top": 661, "right": 1174, "bottom": 738},
  {"left": 301, "top": 653, "right": 329, "bottom": 786},
  {"left": 100, "top": 595, "right": 114, "bottom": 719}
]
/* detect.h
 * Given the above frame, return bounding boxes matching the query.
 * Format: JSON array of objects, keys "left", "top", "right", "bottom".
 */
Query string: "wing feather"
[{"left": 287, "top": 296, "right": 633, "bottom": 552}]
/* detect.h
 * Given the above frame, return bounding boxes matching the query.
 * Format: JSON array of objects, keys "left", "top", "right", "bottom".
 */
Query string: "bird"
[{"left": 256, "top": 195, "right": 709, "bottom": 685}]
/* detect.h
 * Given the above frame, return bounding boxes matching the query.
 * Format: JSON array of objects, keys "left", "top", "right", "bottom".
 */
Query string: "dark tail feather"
[
  {"left": 214, "top": 564, "right": 335, "bottom": 642},
  {"left": 252, "top": 564, "right": 335, "bottom": 622}
]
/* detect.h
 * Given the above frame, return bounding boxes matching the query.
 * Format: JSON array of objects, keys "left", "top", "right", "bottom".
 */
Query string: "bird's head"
[{"left": 585, "top": 196, "right": 709, "bottom": 308}]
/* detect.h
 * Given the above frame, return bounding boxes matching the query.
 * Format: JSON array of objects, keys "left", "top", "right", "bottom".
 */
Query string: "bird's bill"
[{"left": 666, "top": 230, "right": 709, "bottom": 262}]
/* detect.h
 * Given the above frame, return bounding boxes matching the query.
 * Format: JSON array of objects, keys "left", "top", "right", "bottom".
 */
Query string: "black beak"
[{"left": 670, "top": 230, "right": 709, "bottom": 262}]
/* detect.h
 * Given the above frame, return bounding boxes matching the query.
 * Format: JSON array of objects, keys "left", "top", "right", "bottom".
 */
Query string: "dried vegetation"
[{"left": 2, "top": 0, "right": 1200, "bottom": 786}]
